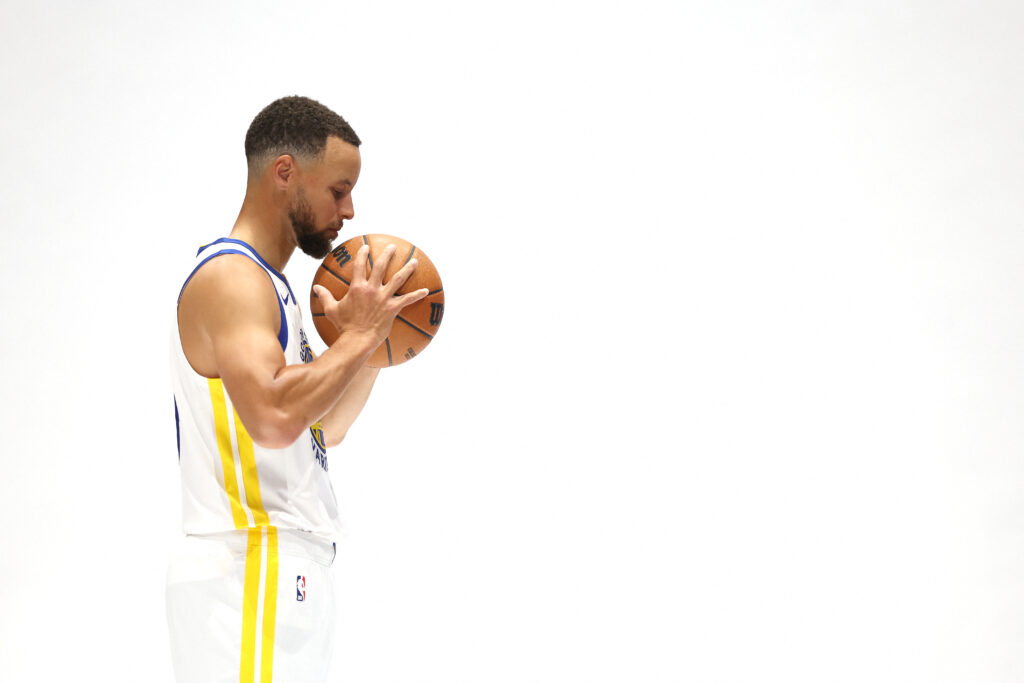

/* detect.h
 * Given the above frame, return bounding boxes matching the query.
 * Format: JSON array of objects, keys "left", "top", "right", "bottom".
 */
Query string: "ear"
[{"left": 271, "top": 154, "right": 296, "bottom": 191}]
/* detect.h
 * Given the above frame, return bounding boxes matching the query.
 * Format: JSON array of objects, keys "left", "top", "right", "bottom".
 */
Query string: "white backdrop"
[{"left": 1, "top": 1, "right": 1023, "bottom": 681}]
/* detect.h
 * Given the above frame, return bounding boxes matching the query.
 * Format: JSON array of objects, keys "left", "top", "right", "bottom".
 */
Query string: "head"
[{"left": 245, "top": 96, "right": 362, "bottom": 258}]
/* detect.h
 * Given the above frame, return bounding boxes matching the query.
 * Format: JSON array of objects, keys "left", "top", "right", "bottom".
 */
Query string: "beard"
[{"left": 289, "top": 187, "right": 336, "bottom": 259}]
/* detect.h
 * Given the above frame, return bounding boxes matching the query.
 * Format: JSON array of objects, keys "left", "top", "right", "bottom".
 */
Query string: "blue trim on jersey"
[
  {"left": 174, "top": 397, "right": 181, "bottom": 460},
  {"left": 206, "top": 238, "right": 297, "bottom": 303},
  {"left": 276, "top": 285, "right": 288, "bottom": 350},
  {"left": 178, "top": 249, "right": 288, "bottom": 352}
]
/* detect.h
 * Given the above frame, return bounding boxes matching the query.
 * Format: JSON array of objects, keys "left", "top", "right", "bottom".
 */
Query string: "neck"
[{"left": 229, "top": 186, "right": 297, "bottom": 272}]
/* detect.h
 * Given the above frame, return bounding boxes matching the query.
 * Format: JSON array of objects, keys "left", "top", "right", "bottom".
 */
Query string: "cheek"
[{"left": 319, "top": 199, "right": 337, "bottom": 220}]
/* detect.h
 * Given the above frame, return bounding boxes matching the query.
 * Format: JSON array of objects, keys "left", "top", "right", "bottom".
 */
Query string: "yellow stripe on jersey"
[
  {"left": 208, "top": 379, "right": 247, "bottom": 530},
  {"left": 240, "top": 528, "right": 263, "bottom": 683},
  {"left": 260, "top": 527, "right": 279, "bottom": 683},
  {"left": 211, "top": 383, "right": 279, "bottom": 680},
  {"left": 233, "top": 408, "right": 270, "bottom": 527}
]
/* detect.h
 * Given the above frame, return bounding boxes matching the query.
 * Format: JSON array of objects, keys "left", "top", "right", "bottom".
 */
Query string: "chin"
[{"left": 298, "top": 237, "right": 333, "bottom": 259}]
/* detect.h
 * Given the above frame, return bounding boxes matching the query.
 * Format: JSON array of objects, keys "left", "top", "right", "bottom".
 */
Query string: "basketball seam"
[
  {"left": 362, "top": 235, "right": 373, "bottom": 270},
  {"left": 319, "top": 264, "right": 351, "bottom": 286},
  {"left": 394, "top": 315, "right": 434, "bottom": 339}
]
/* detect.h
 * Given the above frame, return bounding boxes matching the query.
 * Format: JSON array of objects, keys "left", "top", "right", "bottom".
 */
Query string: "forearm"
[
  {"left": 320, "top": 365, "right": 380, "bottom": 447},
  {"left": 256, "top": 331, "right": 377, "bottom": 446}
]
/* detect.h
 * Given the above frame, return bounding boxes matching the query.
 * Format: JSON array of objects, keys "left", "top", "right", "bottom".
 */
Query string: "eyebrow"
[{"left": 335, "top": 179, "right": 353, "bottom": 187}]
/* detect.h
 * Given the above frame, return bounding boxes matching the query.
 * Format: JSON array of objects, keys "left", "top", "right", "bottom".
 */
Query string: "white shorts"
[{"left": 166, "top": 527, "right": 337, "bottom": 683}]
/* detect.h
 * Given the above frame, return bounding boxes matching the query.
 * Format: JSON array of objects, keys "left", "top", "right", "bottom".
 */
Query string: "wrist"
[{"left": 331, "top": 329, "right": 380, "bottom": 357}]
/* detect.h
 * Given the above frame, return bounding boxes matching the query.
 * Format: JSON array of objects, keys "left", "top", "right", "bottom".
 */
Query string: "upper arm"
[{"left": 180, "top": 254, "right": 291, "bottom": 445}]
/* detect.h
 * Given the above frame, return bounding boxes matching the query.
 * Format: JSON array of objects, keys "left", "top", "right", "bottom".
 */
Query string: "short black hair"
[{"left": 244, "top": 95, "right": 361, "bottom": 174}]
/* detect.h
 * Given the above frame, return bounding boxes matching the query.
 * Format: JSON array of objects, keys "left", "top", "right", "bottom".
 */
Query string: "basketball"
[{"left": 310, "top": 234, "right": 445, "bottom": 367}]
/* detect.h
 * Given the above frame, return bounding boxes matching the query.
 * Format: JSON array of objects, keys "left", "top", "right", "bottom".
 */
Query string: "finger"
[
  {"left": 312, "top": 284, "right": 336, "bottom": 306},
  {"left": 394, "top": 287, "right": 429, "bottom": 309},
  {"left": 385, "top": 258, "right": 419, "bottom": 296},
  {"left": 371, "top": 243, "right": 396, "bottom": 286},
  {"left": 352, "top": 244, "right": 370, "bottom": 282}
]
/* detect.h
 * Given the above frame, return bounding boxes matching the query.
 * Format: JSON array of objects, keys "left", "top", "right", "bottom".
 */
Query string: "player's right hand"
[{"left": 312, "top": 244, "right": 428, "bottom": 347}]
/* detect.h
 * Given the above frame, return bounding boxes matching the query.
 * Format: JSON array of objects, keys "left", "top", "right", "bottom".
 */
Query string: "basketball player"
[{"left": 167, "top": 96, "right": 427, "bottom": 682}]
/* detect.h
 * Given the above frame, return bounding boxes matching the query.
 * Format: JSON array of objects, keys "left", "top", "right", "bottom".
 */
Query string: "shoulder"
[
  {"left": 179, "top": 252, "right": 281, "bottom": 333},
  {"left": 188, "top": 250, "right": 270, "bottom": 284}
]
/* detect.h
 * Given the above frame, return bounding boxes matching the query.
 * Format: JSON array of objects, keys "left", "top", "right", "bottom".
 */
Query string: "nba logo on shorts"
[{"left": 296, "top": 576, "right": 306, "bottom": 602}]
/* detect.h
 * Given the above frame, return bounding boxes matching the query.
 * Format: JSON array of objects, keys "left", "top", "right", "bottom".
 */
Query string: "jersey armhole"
[{"left": 178, "top": 249, "right": 288, "bottom": 351}]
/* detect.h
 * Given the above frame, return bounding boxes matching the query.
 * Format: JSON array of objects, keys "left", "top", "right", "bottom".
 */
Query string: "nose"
[{"left": 339, "top": 194, "right": 354, "bottom": 222}]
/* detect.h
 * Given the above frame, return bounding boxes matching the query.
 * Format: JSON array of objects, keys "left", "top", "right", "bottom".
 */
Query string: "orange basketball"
[{"left": 310, "top": 234, "right": 445, "bottom": 368}]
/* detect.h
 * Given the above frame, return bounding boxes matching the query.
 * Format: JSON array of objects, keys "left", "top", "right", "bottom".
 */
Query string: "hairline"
[{"left": 246, "top": 133, "right": 359, "bottom": 181}]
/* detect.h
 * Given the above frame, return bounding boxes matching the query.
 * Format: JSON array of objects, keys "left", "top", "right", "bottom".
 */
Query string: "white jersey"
[{"left": 171, "top": 238, "right": 341, "bottom": 542}]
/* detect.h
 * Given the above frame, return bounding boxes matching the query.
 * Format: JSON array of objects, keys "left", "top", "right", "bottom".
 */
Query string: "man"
[{"left": 167, "top": 95, "right": 426, "bottom": 682}]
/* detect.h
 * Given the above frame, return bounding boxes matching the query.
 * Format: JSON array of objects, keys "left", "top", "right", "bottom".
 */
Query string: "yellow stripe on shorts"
[
  {"left": 261, "top": 527, "right": 279, "bottom": 683},
  {"left": 239, "top": 527, "right": 279, "bottom": 683},
  {"left": 240, "top": 528, "right": 263, "bottom": 683},
  {"left": 208, "top": 379, "right": 247, "bottom": 529}
]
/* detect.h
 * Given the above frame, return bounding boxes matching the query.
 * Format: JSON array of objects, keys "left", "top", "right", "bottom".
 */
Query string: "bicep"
[
  {"left": 194, "top": 256, "right": 288, "bottom": 438},
  {"left": 213, "top": 319, "right": 288, "bottom": 426}
]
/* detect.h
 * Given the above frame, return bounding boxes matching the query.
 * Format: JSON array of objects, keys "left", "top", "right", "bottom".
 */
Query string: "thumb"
[{"left": 312, "top": 285, "right": 336, "bottom": 305}]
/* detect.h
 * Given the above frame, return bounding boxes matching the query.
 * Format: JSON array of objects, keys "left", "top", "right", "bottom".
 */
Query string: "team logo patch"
[
  {"left": 310, "top": 420, "right": 328, "bottom": 471},
  {"left": 296, "top": 576, "right": 306, "bottom": 602}
]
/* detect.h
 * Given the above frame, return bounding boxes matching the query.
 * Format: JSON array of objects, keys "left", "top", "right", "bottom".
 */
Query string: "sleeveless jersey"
[{"left": 170, "top": 238, "right": 341, "bottom": 541}]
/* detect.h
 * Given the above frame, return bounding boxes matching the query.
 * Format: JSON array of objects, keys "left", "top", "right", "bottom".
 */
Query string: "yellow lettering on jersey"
[{"left": 208, "top": 379, "right": 247, "bottom": 530}]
